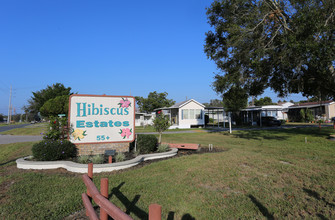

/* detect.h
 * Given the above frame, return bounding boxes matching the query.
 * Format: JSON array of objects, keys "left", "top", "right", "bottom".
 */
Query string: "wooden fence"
[{"left": 82, "top": 163, "right": 162, "bottom": 220}]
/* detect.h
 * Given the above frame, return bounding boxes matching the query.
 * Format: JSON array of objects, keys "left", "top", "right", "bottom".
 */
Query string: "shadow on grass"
[
  {"left": 222, "top": 127, "right": 334, "bottom": 141},
  {"left": 303, "top": 188, "right": 335, "bottom": 208},
  {"left": 0, "top": 155, "right": 29, "bottom": 167},
  {"left": 108, "top": 182, "right": 196, "bottom": 220},
  {"left": 248, "top": 195, "right": 274, "bottom": 220},
  {"left": 108, "top": 182, "right": 148, "bottom": 219}
]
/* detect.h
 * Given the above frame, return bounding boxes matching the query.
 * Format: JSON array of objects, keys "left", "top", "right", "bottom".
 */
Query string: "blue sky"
[{"left": 0, "top": 0, "right": 304, "bottom": 115}]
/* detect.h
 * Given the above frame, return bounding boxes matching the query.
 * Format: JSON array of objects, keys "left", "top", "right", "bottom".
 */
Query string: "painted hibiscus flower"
[
  {"left": 71, "top": 129, "right": 87, "bottom": 141},
  {"left": 119, "top": 128, "right": 132, "bottom": 139},
  {"left": 118, "top": 98, "right": 131, "bottom": 108}
]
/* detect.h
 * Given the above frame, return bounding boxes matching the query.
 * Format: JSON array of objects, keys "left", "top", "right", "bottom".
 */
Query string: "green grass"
[
  {"left": 1, "top": 127, "right": 335, "bottom": 219},
  {"left": 135, "top": 125, "right": 209, "bottom": 133},
  {"left": 0, "top": 123, "right": 48, "bottom": 136}
]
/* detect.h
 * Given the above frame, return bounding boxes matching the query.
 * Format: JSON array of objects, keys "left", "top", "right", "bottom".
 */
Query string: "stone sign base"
[{"left": 76, "top": 142, "right": 130, "bottom": 156}]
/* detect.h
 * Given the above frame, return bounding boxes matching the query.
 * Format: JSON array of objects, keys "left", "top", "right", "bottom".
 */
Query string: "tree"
[
  {"left": 0, "top": 114, "right": 4, "bottom": 122},
  {"left": 40, "top": 95, "right": 69, "bottom": 117},
  {"left": 135, "top": 91, "right": 175, "bottom": 113},
  {"left": 254, "top": 96, "right": 275, "bottom": 106},
  {"left": 153, "top": 111, "right": 170, "bottom": 144},
  {"left": 25, "top": 83, "right": 73, "bottom": 118},
  {"left": 203, "top": 99, "right": 224, "bottom": 107},
  {"left": 222, "top": 86, "right": 248, "bottom": 125},
  {"left": 205, "top": 0, "right": 335, "bottom": 102}
]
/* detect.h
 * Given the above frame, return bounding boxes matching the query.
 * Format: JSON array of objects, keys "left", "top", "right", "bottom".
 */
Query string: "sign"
[{"left": 68, "top": 94, "right": 135, "bottom": 144}]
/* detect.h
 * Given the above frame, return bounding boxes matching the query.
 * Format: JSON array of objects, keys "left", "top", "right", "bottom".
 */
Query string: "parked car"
[
  {"left": 331, "top": 117, "right": 335, "bottom": 122},
  {"left": 257, "top": 116, "right": 282, "bottom": 126}
]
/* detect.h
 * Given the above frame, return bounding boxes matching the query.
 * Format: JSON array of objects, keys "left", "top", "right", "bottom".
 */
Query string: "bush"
[
  {"left": 115, "top": 152, "right": 125, "bottom": 162},
  {"left": 91, "top": 154, "right": 104, "bottom": 164},
  {"left": 280, "top": 120, "right": 286, "bottom": 125},
  {"left": 157, "top": 144, "right": 170, "bottom": 153},
  {"left": 32, "top": 140, "right": 77, "bottom": 161},
  {"left": 77, "top": 155, "right": 90, "bottom": 164},
  {"left": 132, "top": 134, "right": 158, "bottom": 154}
]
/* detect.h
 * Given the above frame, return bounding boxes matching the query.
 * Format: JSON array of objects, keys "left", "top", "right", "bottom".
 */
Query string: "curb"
[{"left": 16, "top": 148, "right": 178, "bottom": 173}]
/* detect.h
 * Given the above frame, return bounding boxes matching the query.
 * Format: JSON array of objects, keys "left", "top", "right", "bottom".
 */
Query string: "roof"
[
  {"left": 155, "top": 99, "right": 205, "bottom": 110},
  {"left": 290, "top": 100, "right": 335, "bottom": 109},
  {"left": 242, "top": 105, "right": 284, "bottom": 111}
]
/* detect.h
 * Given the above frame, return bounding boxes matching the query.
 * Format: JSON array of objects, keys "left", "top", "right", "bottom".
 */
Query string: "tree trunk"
[{"left": 158, "top": 132, "right": 162, "bottom": 144}]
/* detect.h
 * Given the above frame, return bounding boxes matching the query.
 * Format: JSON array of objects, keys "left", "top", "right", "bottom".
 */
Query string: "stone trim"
[{"left": 16, "top": 148, "right": 178, "bottom": 173}]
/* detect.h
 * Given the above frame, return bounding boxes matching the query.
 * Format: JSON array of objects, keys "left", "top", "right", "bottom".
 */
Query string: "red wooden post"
[
  {"left": 86, "top": 163, "right": 93, "bottom": 216},
  {"left": 149, "top": 204, "right": 161, "bottom": 220},
  {"left": 88, "top": 163, "right": 93, "bottom": 179},
  {"left": 100, "top": 178, "right": 109, "bottom": 220},
  {"left": 108, "top": 155, "right": 113, "bottom": 164}
]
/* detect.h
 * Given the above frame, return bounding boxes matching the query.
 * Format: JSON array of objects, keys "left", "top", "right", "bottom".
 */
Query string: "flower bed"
[{"left": 16, "top": 148, "right": 178, "bottom": 173}]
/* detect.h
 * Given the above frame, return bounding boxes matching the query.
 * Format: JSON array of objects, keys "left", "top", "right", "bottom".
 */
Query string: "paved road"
[
  {"left": 0, "top": 123, "right": 31, "bottom": 132},
  {"left": 0, "top": 123, "right": 43, "bottom": 144},
  {"left": 0, "top": 135, "right": 43, "bottom": 144}
]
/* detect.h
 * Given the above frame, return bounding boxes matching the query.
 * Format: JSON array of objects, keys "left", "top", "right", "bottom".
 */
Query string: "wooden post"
[
  {"left": 88, "top": 163, "right": 93, "bottom": 179},
  {"left": 108, "top": 155, "right": 112, "bottom": 164},
  {"left": 149, "top": 204, "right": 161, "bottom": 220},
  {"left": 86, "top": 163, "right": 93, "bottom": 216},
  {"left": 100, "top": 178, "right": 109, "bottom": 220}
]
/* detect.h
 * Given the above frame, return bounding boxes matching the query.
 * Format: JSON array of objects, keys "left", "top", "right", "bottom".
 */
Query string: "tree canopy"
[
  {"left": 135, "top": 91, "right": 175, "bottom": 113},
  {"left": 203, "top": 99, "right": 224, "bottom": 107},
  {"left": 205, "top": 0, "right": 335, "bottom": 101},
  {"left": 25, "top": 83, "right": 73, "bottom": 118},
  {"left": 39, "top": 95, "right": 69, "bottom": 117},
  {"left": 254, "top": 96, "right": 275, "bottom": 106}
]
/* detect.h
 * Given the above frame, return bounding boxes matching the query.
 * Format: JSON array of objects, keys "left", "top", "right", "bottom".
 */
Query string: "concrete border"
[{"left": 16, "top": 148, "right": 178, "bottom": 173}]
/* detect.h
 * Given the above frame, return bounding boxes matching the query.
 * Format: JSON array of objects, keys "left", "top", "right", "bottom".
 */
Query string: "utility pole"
[{"left": 7, "top": 85, "right": 12, "bottom": 124}]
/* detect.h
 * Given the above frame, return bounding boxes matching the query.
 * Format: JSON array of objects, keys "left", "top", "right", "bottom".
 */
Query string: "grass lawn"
[
  {"left": 1, "top": 127, "right": 335, "bottom": 219},
  {"left": 0, "top": 123, "right": 48, "bottom": 136},
  {"left": 135, "top": 125, "right": 209, "bottom": 133}
]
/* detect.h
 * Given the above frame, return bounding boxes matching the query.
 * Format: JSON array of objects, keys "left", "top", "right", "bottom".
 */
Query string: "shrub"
[
  {"left": 157, "top": 144, "right": 170, "bottom": 153},
  {"left": 280, "top": 120, "right": 286, "bottom": 125},
  {"left": 43, "top": 116, "right": 68, "bottom": 140},
  {"left": 32, "top": 140, "right": 77, "bottom": 161},
  {"left": 91, "top": 154, "right": 104, "bottom": 164},
  {"left": 115, "top": 152, "right": 125, "bottom": 162},
  {"left": 77, "top": 155, "right": 90, "bottom": 164},
  {"left": 134, "top": 134, "right": 158, "bottom": 154}
]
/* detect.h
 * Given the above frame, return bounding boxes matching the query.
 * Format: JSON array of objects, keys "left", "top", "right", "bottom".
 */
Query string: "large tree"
[
  {"left": 205, "top": 0, "right": 335, "bottom": 102},
  {"left": 135, "top": 91, "right": 175, "bottom": 113},
  {"left": 254, "top": 96, "right": 275, "bottom": 106},
  {"left": 25, "top": 83, "right": 73, "bottom": 118}
]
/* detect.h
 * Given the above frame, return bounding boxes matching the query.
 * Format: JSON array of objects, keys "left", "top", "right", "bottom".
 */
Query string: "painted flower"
[
  {"left": 118, "top": 98, "right": 131, "bottom": 108},
  {"left": 72, "top": 129, "right": 87, "bottom": 141},
  {"left": 119, "top": 128, "right": 132, "bottom": 139}
]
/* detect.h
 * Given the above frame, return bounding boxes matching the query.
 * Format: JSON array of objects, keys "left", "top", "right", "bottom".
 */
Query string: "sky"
[{"left": 0, "top": 0, "right": 304, "bottom": 115}]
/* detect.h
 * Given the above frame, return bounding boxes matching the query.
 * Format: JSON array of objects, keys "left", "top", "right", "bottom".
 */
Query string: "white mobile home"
[{"left": 155, "top": 99, "right": 205, "bottom": 129}]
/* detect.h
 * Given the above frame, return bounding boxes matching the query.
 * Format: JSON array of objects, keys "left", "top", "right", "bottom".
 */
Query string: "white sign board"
[{"left": 68, "top": 95, "right": 135, "bottom": 144}]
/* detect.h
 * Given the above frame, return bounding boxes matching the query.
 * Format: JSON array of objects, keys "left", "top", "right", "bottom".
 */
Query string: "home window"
[
  {"left": 182, "top": 109, "right": 202, "bottom": 120},
  {"left": 183, "top": 110, "right": 189, "bottom": 119}
]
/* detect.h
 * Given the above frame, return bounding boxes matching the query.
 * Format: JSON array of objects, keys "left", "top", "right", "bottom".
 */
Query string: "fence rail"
[{"left": 82, "top": 163, "right": 162, "bottom": 220}]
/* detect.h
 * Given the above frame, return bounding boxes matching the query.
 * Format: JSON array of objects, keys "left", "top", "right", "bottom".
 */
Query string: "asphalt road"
[
  {"left": 0, "top": 123, "right": 43, "bottom": 144},
  {"left": 0, "top": 123, "right": 31, "bottom": 132}
]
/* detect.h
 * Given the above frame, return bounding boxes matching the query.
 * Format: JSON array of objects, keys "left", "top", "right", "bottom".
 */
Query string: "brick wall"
[{"left": 76, "top": 142, "right": 130, "bottom": 156}]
